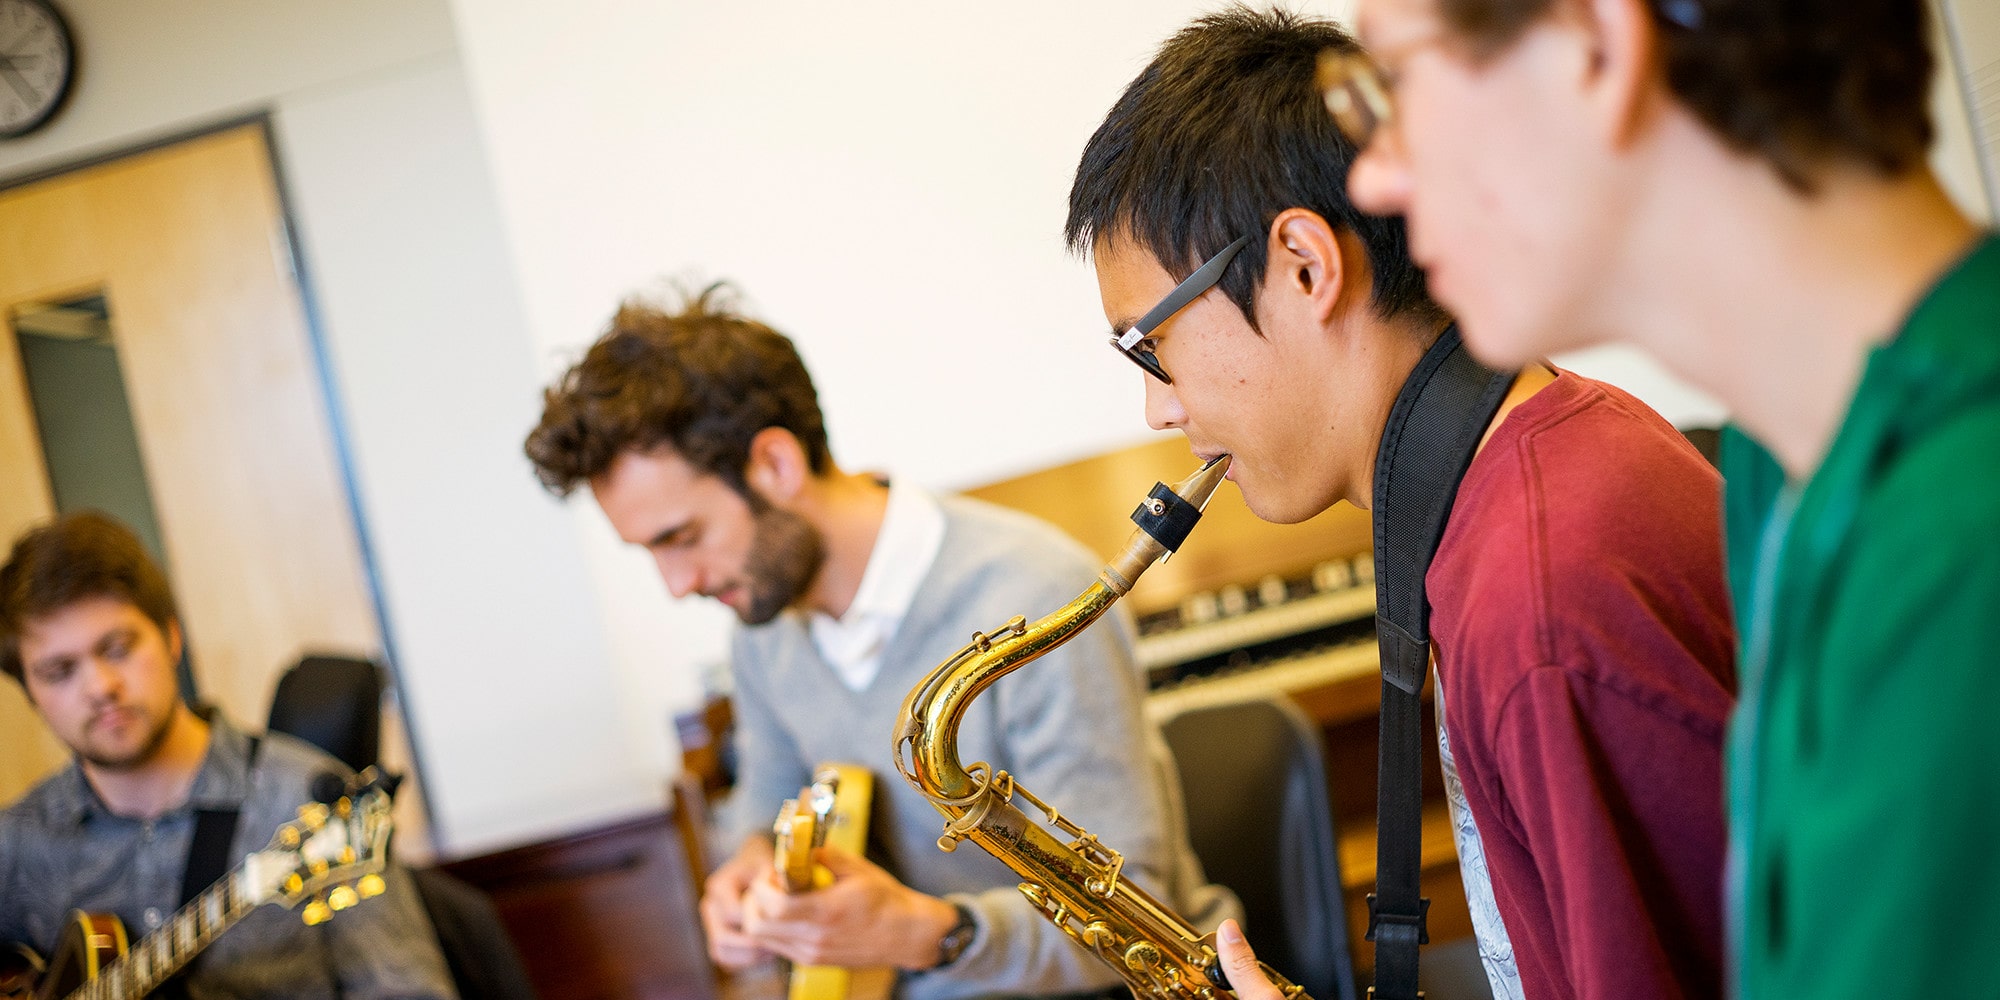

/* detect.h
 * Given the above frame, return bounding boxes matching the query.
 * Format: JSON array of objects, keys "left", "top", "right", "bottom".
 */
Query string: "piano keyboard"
[
  {"left": 1137, "top": 554, "right": 1384, "bottom": 715},
  {"left": 1137, "top": 583, "right": 1376, "bottom": 672},
  {"left": 1146, "top": 638, "right": 1378, "bottom": 719}
]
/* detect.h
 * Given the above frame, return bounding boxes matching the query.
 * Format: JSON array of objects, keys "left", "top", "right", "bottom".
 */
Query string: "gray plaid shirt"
[{"left": 0, "top": 714, "right": 456, "bottom": 1000}]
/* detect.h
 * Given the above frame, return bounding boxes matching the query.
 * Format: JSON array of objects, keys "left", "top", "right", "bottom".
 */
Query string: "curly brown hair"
[
  {"left": 1, "top": 511, "right": 180, "bottom": 685},
  {"left": 1438, "top": 0, "right": 1935, "bottom": 191},
  {"left": 524, "top": 283, "right": 833, "bottom": 498}
]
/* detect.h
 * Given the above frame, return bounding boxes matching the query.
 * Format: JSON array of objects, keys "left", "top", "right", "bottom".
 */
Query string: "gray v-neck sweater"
[{"left": 722, "top": 494, "right": 1235, "bottom": 1000}]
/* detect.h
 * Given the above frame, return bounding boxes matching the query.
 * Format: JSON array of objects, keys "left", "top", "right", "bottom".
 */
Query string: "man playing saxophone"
[
  {"left": 1066, "top": 10, "right": 1738, "bottom": 1000},
  {"left": 524, "top": 284, "right": 1235, "bottom": 999}
]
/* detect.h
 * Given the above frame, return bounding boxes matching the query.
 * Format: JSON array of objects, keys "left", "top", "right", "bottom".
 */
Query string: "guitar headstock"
[
  {"left": 241, "top": 768, "right": 397, "bottom": 925},
  {"left": 771, "top": 766, "right": 842, "bottom": 893}
]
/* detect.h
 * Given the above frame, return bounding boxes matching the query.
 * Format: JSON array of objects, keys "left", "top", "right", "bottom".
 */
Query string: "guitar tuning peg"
[
  {"left": 279, "top": 826, "right": 303, "bottom": 849},
  {"left": 298, "top": 803, "right": 331, "bottom": 829},
  {"left": 339, "top": 846, "right": 357, "bottom": 865},
  {"left": 358, "top": 874, "right": 386, "bottom": 899},
  {"left": 285, "top": 873, "right": 306, "bottom": 896},
  {"left": 327, "top": 886, "right": 359, "bottom": 911},
  {"left": 303, "top": 899, "right": 334, "bottom": 926}
]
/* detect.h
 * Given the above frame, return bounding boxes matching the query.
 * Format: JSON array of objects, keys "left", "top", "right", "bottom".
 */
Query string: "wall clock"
[{"left": 0, "top": 0, "right": 74, "bottom": 139}]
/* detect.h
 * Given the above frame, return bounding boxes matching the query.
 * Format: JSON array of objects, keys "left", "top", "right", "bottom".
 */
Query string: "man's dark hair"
[
  {"left": 525, "top": 282, "right": 833, "bottom": 498},
  {"left": 1441, "top": 0, "right": 1934, "bottom": 190},
  {"left": 1066, "top": 5, "right": 1445, "bottom": 331},
  {"left": 1, "top": 511, "right": 180, "bottom": 685}
]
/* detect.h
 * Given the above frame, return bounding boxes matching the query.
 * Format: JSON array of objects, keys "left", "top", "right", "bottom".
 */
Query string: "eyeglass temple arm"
[{"left": 1116, "top": 234, "right": 1254, "bottom": 349}]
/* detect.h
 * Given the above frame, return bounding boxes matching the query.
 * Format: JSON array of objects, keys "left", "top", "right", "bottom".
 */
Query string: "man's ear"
[
  {"left": 165, "top": 619, "right": 183, "bottom": 666},
  {"left": 1268, "top": 208, "right": 1350, "bottom": 325},
  {"left": 1578, "top": 0, "right": 1663, "bottom": 147},
  {"left": 744, "top": 427, "right": 810, "bottom": 504}
]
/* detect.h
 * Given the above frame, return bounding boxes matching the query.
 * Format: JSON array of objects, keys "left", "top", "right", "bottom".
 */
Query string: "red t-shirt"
[{"left": 1427, "top": 370, "right": 1736, "bottom": 1000}]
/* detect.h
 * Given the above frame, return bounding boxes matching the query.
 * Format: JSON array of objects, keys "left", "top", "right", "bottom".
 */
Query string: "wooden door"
[{"left": 0, "top": 123, "right": 381, "bottom": 802}]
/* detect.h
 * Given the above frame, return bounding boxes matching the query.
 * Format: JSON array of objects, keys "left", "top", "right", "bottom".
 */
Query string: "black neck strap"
[
  {"left": 178, "top": 735, "right": 262, "bottom": 908},
  {"left": 1367, "top": 326, "right": 1516, "bottom": 1000}
]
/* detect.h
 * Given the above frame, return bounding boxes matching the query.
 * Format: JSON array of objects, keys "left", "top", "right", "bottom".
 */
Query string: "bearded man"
[
  {"left": 0, "top": 512, "right": 456, "bottom": 999},
  {"left": 525, "top": 284, "right": 1234, "bottom": 1000}
]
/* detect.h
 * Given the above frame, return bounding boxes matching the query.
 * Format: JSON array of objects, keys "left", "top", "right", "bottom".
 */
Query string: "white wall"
[
  {"left": 442, "top": 0, "right": 1307, "bottom": 847},
  {"left": 0, "top": 0, "right": 648, "bottom": 856},
  {"left": 1935, "top": 0, "right": 1998, "bottom": 221},
  {"left": 270, "top": 57, "right": 659, "bottom": 855},
  {"left": 0, "top": 2, "right": 446, "bottom": 176}
]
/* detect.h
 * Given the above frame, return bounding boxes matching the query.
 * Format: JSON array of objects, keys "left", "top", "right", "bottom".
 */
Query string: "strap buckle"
[{"left": 1364, "top": 893, "right": 1431, "bottom": 946}]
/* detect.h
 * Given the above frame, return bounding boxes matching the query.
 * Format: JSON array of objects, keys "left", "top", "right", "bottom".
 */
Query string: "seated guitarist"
[
  {"left": 0, "top": 512, "right": 457, "bottom": 1000},
  {"left": 525, "top": 284, "right": 1239, "bottom": 1000}
]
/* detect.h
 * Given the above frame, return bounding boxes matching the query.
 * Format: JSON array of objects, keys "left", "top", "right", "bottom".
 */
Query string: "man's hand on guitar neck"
[
  {"left": 740, "top": 843, "right": 960, "bottom": 971},
  {"left": 700, "top": 836, "right": 779, "bottom": 969}
]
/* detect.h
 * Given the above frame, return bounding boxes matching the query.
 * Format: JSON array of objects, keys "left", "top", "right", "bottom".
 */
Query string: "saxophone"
[{"left": 893, "top": 456, "right": 1310, "bottom": 1000}]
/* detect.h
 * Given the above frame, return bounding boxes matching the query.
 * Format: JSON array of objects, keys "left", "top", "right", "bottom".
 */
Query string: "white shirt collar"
[{"left": 808, "top": 479, "right": 947, "bottom": 691}]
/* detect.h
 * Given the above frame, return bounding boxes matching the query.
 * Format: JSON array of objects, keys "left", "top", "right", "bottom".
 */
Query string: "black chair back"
[
  {"left": 267, "top": 654, "right": 383, "bottom": 773},
  {"left": 1158, "top": 694, "right": 1358, "bottom": 1000},
  {"left": 265, "top": 653, "right": 542, "bottom": 1000}
]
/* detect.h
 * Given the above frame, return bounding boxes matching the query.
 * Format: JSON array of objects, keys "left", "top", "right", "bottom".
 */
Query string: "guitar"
[
  {"left": 0, "top": 770, "right": 396, "bottom": 1000},
  {"left": 772, "top": 764, "right": 893, "bottom": 1000}
]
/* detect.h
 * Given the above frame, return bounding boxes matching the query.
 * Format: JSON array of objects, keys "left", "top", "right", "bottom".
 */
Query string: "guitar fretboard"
[{"left": 70, "top": 876, "right": 256, "bottom": 1000}]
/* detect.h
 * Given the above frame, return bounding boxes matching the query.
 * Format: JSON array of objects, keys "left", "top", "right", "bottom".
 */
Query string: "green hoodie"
[{"left": 1722, "top": 233, "right": 2000, "bottom": 999}]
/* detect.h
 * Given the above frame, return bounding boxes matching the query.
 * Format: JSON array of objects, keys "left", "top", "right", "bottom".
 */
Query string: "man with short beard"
[
  {"left": 0, "top": 512, "right": 455, "bottom": 1000},
  {"left": 524, "top": 285, "right": 1233, "bottom": 999}
]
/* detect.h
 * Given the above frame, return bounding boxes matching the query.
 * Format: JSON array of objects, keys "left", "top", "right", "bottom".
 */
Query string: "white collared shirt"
[{"left": 807, "top": 479, "right": 947, "bottom": 691}]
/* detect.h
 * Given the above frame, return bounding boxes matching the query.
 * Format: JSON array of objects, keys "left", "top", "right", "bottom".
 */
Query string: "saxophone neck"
[{"left": 896, "top": 455, "right": 1231, "bottom": 808}]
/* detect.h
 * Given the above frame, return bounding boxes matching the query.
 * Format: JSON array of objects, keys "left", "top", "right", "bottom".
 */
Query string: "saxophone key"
[
  {"left": 1080, "top": 920, "right": 1117, "bottom": 950},
  {"left": 1124, "top": 940, "right": 1163, "bottom": 971}
]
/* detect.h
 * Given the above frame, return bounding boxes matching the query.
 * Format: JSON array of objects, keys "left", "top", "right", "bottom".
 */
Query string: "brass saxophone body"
[{"left": 893, "top": 457, "right": 1310, "bottom": 1000}]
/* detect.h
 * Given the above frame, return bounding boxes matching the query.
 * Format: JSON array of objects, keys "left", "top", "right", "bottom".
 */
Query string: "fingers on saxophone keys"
[{"left": 1215, "top": 920, "right": 1288, "bottom": 1000}]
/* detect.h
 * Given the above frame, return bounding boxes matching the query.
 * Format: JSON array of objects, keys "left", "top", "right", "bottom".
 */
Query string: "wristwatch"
[{"left": 934, "top": 903, "right": 978, "bottom": 968}]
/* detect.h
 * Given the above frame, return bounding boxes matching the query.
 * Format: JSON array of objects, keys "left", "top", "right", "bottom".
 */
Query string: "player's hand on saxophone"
[{"left": 1216, "top": 920, "right": 1290, "bottom": 1000}]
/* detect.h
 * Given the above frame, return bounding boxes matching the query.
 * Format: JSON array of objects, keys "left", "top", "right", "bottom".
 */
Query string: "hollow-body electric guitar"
[
  {"left": 772, "top": 764, "right": 894, "bottom": 1000},
  {"left": 0, "top": 772, "right": 395, "bottom": 1000}
]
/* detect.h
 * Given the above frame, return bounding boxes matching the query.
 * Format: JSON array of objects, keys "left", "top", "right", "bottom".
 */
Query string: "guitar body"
[
  {"left": 772, "top": 764, "right": 894, "bottom": 1000},
  {"left": 0, "top": 941, "right": 46, "bottom": 1000},
  {"left": 0, "top": 911, "right": 128, "bottom": 1000}
]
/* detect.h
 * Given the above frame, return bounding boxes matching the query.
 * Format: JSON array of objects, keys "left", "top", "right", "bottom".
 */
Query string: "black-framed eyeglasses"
[{"left": 1109, "top": 234, "right": 1252, "bottom": 385}]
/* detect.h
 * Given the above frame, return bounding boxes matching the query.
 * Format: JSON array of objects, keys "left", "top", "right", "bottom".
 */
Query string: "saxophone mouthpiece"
[
  {"left": 1174, "top": 454, "right": 1232, "bottom": 512},
  {"left": 1102, "top": 454, "right": 1233, "bottom": 594}
]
